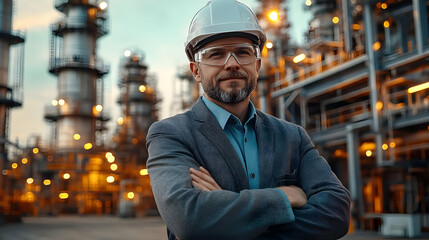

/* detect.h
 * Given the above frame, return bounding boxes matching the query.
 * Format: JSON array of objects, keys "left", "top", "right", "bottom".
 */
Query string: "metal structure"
[
  {"left": 171, "top": 67, "right": 199, "bottom": 114},
  {"left": 114, "top": 49, "right": 158, "bottom": 217},
  {"left": 0, "top": 0, "right": 25, "bottom": 221},
  {"left": 260, "top": 0, "right": 428, "bottom": 236}
]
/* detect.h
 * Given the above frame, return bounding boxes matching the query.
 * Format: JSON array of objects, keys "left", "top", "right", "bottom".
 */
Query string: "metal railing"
[{"left": 49, "top": 54, "right": 110, "bottom": 75}]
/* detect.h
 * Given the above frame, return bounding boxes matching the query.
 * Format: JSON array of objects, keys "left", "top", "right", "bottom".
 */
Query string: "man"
[{"left": 146, "top": 0, "right": 351, "bottom": 239}]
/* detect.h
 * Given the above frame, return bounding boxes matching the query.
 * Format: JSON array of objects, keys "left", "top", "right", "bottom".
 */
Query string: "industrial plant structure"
[
  {"left": 0, "top": 0, "right": 25, "bottom": 222},
  {"left": 256, "top": 0, "right": 428, "bottom": 237}
]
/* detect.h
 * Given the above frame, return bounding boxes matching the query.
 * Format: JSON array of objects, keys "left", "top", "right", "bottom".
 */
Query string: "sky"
[{"left": 9, "top": 0, "right": 311, "bottom": 148}]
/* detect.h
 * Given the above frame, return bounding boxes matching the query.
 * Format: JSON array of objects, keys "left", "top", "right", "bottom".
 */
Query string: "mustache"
[{"left": 216, "top": 71, "right": 248, "bottom": 81}]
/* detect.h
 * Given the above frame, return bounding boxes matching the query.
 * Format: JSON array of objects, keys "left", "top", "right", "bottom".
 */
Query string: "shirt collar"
[{"left": 202, "top": 95, "right": 256, "bottom": 129}]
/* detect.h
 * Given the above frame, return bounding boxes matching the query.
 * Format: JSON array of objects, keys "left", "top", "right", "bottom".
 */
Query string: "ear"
[
  {"left": 190, "top": 62, "right": 202, "bottom": 83},
  {"left": 256, "top": 59, "right": 262, "bottom": 73}
]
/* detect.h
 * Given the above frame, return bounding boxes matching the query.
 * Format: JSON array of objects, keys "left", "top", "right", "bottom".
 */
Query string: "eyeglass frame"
[{"left": 193, "top": 43, "right": 261, "bottom": 66}]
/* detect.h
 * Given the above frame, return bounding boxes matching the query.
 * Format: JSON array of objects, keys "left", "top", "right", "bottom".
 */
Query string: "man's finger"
[
  {"left": 191, "top": 173, "right": 217, "bottom": 191},
  {"left": 192, "top": 180, "right": 210, "bottom": 192}
]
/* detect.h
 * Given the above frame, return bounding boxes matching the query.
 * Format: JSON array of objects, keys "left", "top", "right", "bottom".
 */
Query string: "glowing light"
[
  {"left": 2, "top": 170, "right": 9, "bottom": 175},
  {"left": 58, "top": 99, "right": 65, "bottom": 106},
  {"left": 381, "top": 3, "right": 387, "bottom": 9},
  {"left": 110, "top": 163, "right": 118, "bottom": 171},
  {"left": 52, "top": 100, "right": 58, "bottom": 106},
  {"left": 27, "top": 178, "right": 34, "bottom": 184},
  {"left": 332, "top": 16, "right": 339, "bottom": 24},
  {"left": 43, "top": 179, "right": 51, "bottom": 186},
  {"left": 124, "top": 50, "right": 131, "bottom": 57},
  {"left": 59, "top": 193, "right": 69, "bottom": 199},
  {"left": 99, "top": 1, "right": 107, "bottom": 10},
  {"left": 382, "top": 144, "right": 388, "bottom": 150},
  {"left": 372, "top": 41, "right": 381, "bottom": 51},
  {"left": 408, "top": 82, "right": 429, "bottom": 93},
  {"left": 33, "top": 148, "right": 39, "bottom": 154},
  {"left": 127, "top": 192, "right": 135, "bottom": 199},
  {"left": 139, "top": 85, "right": 147, "bottom": 93},
  {"left": 73, "top": 134, "right": 81, "bottom": 140},
  {"left": 266, "top": 41, "right": 273, "bottom": 49},
  {"left": 11, "top": 163, "right": 18, "bottom": 169},
  {"left": 63, "top": 173, "right": 71, "bottom": 180},
  {"left": 305, "top": 0, "right": 312, "bottom": 6},
  {"left": 293, "top": 54, "right": 306, "bottom": 63},
  {"left": 84, "top": 143, "right": 93, "bottom": 150},
  {"left": 106, "top": 176, "right": 115, "bottom": 183},
  {"left": 140, "top": 169, "right": 148, "bottom": 176},
  {"left": 352, "top": 24, "right": 361, "bottom": 30},
  {"left": 107, "top": 155, "right": 115, "bottom": 163},
  {"left": 105, "top": 152, "right": 113, "bottom": 158},
  {"left": 22, "top": 158, "right": 28, "bottom": 164},
  {"left": 376, "top": 101, "right": 383, "bottom": 111},
  {"left": 383, "top": 21, "right": 390, "bottom": 28},
  {"left": 268, "top": 10, "right": 279, "bottom": 22},
  {"left": 389, "top": 142, "right": 396, "bottom": 148},
  {"left": 95, "top": 105, "right": 103, "bottom": 112},
  {"left": 117, "top": 117, "right": 124, "bottom": 125},
  {"left": 366, "top": 150, "right": 372, "bottom": 157}
]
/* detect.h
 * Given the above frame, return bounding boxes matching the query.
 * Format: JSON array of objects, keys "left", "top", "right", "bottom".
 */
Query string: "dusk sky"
[{"left": 10, "top": 0, "right": 311, "bottom": 147}]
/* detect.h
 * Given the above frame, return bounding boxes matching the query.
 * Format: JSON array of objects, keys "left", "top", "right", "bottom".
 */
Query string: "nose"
[{"left": 224, "top": 53, "right": 240, "bottom": 71}]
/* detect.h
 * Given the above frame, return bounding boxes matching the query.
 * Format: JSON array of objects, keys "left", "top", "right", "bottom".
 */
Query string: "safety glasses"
[{"left": 194, "top": 43, "right": 261, "bottom": 66}]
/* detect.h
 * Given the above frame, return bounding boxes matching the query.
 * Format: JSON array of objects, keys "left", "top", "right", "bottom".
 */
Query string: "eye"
[
  {"left": 236, "top": 48, "right": 253, "bottom": 56},
  {"left": 206, "top": 50, "right": 226, "bottom": 59}
]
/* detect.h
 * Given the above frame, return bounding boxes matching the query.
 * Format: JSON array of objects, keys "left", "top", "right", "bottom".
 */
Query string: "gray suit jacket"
[{"left": 146, "top": 97, "right": 350, "bottom": 240}]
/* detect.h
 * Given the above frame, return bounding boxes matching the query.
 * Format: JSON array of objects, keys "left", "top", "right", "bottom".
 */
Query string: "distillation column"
[
  {"left": 46, "top": 0, "right": 109, "bottom": 151},
  {"left": 0, "top": 0, "right": 24, "bottom": 216}
]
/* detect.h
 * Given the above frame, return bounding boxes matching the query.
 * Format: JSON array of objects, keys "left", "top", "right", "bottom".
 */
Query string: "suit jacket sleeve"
[
  {"left": 261, "top": 126, "right": 351, "bottom": 240},
  {"left": 146, "top": 120, "right": 295, "bottom": 240}
]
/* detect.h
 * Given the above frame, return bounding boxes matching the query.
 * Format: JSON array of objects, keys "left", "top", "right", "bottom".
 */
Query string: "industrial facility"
[{"left": 0, "top": 0, "right": 427, "bottom": 238}]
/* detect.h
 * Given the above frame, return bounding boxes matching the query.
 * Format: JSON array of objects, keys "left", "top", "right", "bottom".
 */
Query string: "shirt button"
[
  {"left": 250, "top": 173, "right": 255, "bottom": 179},
  {"left": 244, "top": 138, "right": 247, "bottom": 143}
]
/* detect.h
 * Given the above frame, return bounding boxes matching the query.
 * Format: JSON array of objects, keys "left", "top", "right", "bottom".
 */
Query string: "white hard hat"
[{"left": 185, "top": 0, "right": 266, "bottom": 61}]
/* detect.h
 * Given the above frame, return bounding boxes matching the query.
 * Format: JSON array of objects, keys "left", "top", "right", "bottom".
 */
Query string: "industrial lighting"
[
  {"left": 63, "top": 173, "right": 71, "bottom": 180},
  {"left": 27, "top": 178, "right": 34, "bottom": 184},
  {"left": 59, "top": 193, "right": 69, "bottom": 199},
  {"left": 11, "top": 163, "right": 18, "bottom": 169},
  {"left": 381, "top": 3, "right": 387, "bottom": 9},
  {"left": 389, "top": 142, "right": 396, "bottom": 148},
  {"left": 352, "top": 24, "right": 361, "bottom": 30},
  {"left": 376, "top": 101, "right": 383, "bottom": 111},
  {"left": 117, "top": 117, "right": 124, "bottom": 125},
  {"left": 383, "top": 20, "right": 390, "bottom": 28},
  {"left": 33, "top": 147, "right": 39, "bottom": 154},
  {"left": 95, "top": 105, "right": 103, "bottom": 112},
  {"left": 22, "top": 158, "right": 28, "bottom": 164},
  {"left": 140, "top": 169, "right": 148, "bottom": 176},
  {"left": 110, "top": 163, "right": 118, "bottom": 171},
  {"left": 139, "top": 85, "right": 147, "bottom": 93},
  {"left": 332, "top": 16, "right": 339, "bottom": 24},
  {"left": 107, "top": 155, "right": 115, "bottom": 163},
  {"left": 123, "top": 50, "right": 131, "bottom": 57},
  {"left": 58, "top": 99, "right": 65, "bottom": 106},
  {"left": 305, "top": 0, "right": 312, "bottom": 6},
  {"left": 266, "top": 41, "right": 273, "bottom": 49},
  {"left": 2, "top": 170, "right": 9, "bottom": 175},
  {"left": 52, "top": 100, "right": 58, "bottom": 106},
  {"left": 293, "top": 53, "right": 306, "bottom": 63},
  {"left": 366, "top": 150, "right": 372, "bottom": 157},
  {"left": 127, "top": 192, "right": 135, "bottom": 199},
  {"left": 372, "top": 41, "right": 381, "bottom": 51},
  {"left": 408, "top": 82, "right": 429, "bottom": 93},
  {"left": 382, "top": 144, "right": 388, "bottom": 150},
  {"left": 268, "top": 10, "right": 279, "bottom": 22},
  {"left": 84, "top": 143, "right": 93, "bottom": 150},
  {"left": 106, "top": 176, "right": 115, "bottom": 183},
  {"left": 99, "top": 1, "right": 107, "bottom": 10},
  {"left": 73, "top": 134, "right": 81, "bottom": 140},
  {"left": 43, "top": 179, "right": 51, "bottom": 186}
]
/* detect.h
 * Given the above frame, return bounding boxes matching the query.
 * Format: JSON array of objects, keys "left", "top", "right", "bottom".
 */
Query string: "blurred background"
[{"left": 0, "top": 0, "right": 428, "bottom": 239}]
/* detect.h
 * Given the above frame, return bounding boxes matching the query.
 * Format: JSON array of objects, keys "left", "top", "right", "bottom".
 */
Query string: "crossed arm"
[{"left": 190, "top": 166, "right": 307, "bottom": 208}]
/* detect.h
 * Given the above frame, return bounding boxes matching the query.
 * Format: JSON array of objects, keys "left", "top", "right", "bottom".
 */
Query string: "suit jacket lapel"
[
  {"left": 192, "top": 98, "right": 249, "bottom": 190},
  {"left": 255, "top": 111, "right": 275, "bottom": 189}
]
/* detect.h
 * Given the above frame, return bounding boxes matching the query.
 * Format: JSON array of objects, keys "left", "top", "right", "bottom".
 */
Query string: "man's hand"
[
  {"left": 190, "top": 167, "right": 222, "bottom": 191},
  {"left": 277, "top": 186, "right": 307, "bottom": 208}
]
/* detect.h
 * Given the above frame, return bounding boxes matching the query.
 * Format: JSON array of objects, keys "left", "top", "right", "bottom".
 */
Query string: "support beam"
[
  {"left": 342, "top": 0, "right": 353, "bottom": 53},
  {"left": 413, "top": 0, "right": 429, "bottom": 54}
]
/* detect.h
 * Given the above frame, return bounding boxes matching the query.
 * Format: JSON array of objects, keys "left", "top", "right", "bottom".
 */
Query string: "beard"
[{"left": 200, "top": 71, "right": 256, "bottom": 103}]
